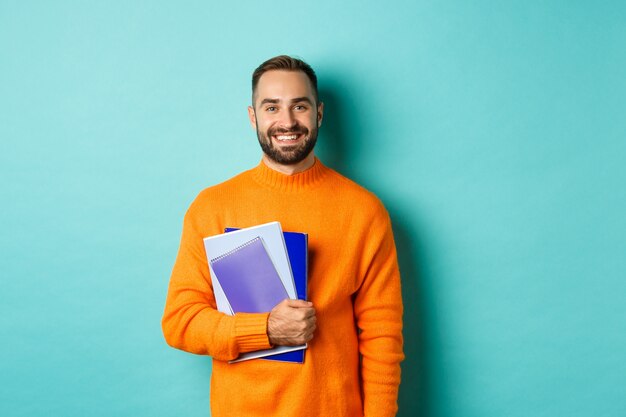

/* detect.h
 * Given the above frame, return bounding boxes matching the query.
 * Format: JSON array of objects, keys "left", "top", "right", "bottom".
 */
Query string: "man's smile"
[
  {"left": 273, "top": 133, "right": 303, "bottom": 142},
  {"left": 268, "top": 126, "right": 308, "bottom": 146},
  {"left": 274, "top": 134, "right": 299, "bottom": 141}
]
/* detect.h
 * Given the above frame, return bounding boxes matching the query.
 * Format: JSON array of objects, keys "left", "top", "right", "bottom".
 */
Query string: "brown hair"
[{"left": 251, "top": 55, "right": 318, "bottom": 103}]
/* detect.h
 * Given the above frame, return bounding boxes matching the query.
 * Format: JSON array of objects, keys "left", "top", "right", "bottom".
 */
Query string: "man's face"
[{"left": 248, "top": 70, "right": 323, "bottom": 166}]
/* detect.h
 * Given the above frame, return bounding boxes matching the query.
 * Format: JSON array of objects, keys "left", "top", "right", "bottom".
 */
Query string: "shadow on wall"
[
  {"left": 391, "top": 213, "right": 432, "bottom": 417},
  {"left": 318, "top": 82, "right": 434, "bottom": 417},
  {"left": 316, "top": 86, "right": 349, "bottom": 176}
]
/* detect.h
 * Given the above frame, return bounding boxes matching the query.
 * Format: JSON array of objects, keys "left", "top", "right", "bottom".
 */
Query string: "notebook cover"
[{"left": 209, "top": 237, "right": 288, "bottom": 313}]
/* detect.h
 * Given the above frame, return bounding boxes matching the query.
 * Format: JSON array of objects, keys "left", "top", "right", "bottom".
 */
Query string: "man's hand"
[{"left": 267, "top": 299, "right": 316, "bottom": 346}]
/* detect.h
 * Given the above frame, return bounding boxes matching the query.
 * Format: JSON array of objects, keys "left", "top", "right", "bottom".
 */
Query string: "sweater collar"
[{"left": 251, "top": 157, "right": 328, "bottom": 191}]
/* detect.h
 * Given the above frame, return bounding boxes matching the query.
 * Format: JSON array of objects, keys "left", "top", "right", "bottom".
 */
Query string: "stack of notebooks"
[{"left": 203, "top": 221, "right": 308, "bottom": 363}]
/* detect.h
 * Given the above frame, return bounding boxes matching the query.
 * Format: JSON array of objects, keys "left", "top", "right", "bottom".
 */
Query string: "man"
[{"left": 162, "top": 55, "right": 404, "bottom": 417}]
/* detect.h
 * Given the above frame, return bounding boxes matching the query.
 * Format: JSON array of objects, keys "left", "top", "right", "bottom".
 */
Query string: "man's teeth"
[{"left": 275, "top": 135, "right": 299, "bottom": 141}]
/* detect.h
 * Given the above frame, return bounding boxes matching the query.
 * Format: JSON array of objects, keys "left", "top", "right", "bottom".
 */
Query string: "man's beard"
[{"left": 256, "top": 122, "right": 318, "bottom": 165}]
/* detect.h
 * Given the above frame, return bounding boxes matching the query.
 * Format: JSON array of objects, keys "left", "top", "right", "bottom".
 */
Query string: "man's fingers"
[
  {"left": 274, "top": 299, "right": 315, "bottom": 317},
  {"left": 303, "top": 309, "right": 316, "bottom": 320},
  {"left": 281, "top": 298, "right": 313, "bottom": 308},
  {"left": 268, "top": 298, "right": 317, "bottom": 346}
]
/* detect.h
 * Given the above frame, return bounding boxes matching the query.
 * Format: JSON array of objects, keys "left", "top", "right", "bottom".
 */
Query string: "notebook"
[
  {"left": 226, "top": 227, "right": 308, "bottom": 363},
  {"left": 203, "top": 222, "right": 304, "bottom": 363},
  {"left": 209, "top": 237, "right": 288, "bottom": 314}
]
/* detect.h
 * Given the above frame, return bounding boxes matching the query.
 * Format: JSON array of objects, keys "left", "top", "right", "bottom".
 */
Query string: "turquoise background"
[{"left": 1, "top": 1, "right": 625, "bottom": 416}]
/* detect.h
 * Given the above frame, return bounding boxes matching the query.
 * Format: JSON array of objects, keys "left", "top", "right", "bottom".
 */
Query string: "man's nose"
[{"left": 278, "top": 109, "right": 297, "bottom": 129}]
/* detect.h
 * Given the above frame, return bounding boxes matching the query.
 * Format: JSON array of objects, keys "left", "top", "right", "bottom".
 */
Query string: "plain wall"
[{"left": 1, "top": 1, "right": 625, "bottom": 416}]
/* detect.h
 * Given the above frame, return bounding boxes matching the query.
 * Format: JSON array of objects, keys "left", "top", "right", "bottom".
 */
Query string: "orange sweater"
[{"left": 162, "top": 159, "right": 404, "bottom": 417}]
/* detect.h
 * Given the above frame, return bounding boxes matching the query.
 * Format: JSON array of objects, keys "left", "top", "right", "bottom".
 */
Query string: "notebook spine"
[{"left": 210, "top": 236, "right": 261, "bottom": 264}]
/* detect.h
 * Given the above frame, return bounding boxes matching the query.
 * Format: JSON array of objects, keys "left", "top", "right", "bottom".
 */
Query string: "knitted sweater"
[{"left": 162, "top": 159, "right": 404, "bottom": 417}]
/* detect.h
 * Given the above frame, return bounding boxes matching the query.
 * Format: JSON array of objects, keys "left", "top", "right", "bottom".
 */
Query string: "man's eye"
[
  {"left": 294, "top": 105, "right": 307, "bottom": 111},
  {"left": 266, "top": 106, "right": 277, "bottom": 112}
]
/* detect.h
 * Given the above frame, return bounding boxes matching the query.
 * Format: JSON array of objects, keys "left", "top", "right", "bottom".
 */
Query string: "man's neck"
[{"left": 261, "top": 153, "right": 316, "bottom": 175}]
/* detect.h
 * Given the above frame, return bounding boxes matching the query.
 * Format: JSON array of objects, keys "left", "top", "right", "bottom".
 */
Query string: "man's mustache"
[{"left": 269, "top": 124, "right": 309, "bottom": 135}]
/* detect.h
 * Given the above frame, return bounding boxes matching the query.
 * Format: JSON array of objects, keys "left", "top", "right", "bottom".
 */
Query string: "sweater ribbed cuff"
[{"left": 234, "top": 312, "right": 272, "bottom": 353}]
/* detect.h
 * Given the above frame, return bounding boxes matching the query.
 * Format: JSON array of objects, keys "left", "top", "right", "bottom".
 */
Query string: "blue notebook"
[
  {"left": 209, "top": 237, "right": 288, "bottom": 314},
  {"left": 226, "top": 227, "right": 308, "bottom": 363}
]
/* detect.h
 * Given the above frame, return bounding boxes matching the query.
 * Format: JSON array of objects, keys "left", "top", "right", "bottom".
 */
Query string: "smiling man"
[
  {"left": 250, "top": 69, "right": 322, "bottom": 171},
  {"left": 162, "top": 55, "right": 404, "bottom": 417}
]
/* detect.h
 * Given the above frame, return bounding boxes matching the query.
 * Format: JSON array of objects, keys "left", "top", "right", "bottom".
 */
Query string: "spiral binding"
[{"left": 210, "top": 236, "right": 261, "bottom": 264}]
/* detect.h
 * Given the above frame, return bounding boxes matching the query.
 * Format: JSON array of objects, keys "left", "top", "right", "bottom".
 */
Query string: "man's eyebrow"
[
  {"left": 258, "top": 97, "right": 314, "bottom": 106},
  {"left": 291, "top": 97, "right": 313, "bottom": 105}
]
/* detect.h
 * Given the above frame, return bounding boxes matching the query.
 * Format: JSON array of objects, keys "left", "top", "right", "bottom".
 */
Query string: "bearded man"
[{"left": 162, "top": 55, "right": 404, "bottom": 417}]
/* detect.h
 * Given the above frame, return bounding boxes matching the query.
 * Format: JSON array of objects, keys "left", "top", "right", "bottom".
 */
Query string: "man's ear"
[
  {"left": 247, "top": 106, "right": 257, "bottom": 129},
  {"left": 317, "top": 102, "right": 324, "bottom": 127}
]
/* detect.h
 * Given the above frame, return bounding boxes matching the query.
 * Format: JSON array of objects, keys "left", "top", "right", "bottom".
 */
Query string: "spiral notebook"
[{"left": 209, "top": 237, "right": 288, "bottom": 314}]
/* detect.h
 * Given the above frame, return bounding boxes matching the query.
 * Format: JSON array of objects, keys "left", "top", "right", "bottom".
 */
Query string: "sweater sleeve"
[
  {"left": 354, "top": 206, "right": 405, "bottom": 417},
  {"left": 161, "top": 207, "right": 272, "bottom": 361}
]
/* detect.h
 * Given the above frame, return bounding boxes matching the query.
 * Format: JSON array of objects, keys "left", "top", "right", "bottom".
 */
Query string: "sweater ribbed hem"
[
  {"left": 234, "top": 312, "right": 272, "bottom": 353},
  {"left": 251, "top": 157, "right": 329, "bottom": 191}
]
